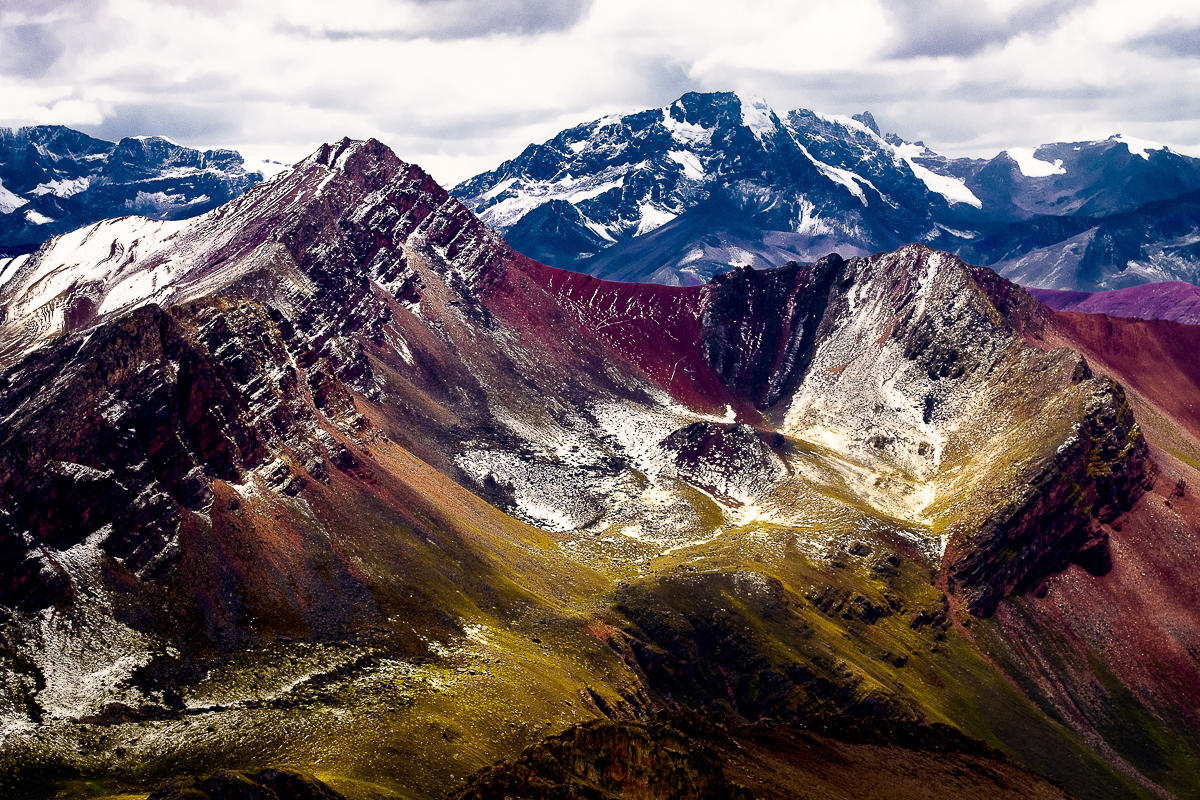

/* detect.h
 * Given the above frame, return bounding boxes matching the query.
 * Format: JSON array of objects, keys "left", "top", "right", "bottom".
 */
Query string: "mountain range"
[
  {"left": 0, "top": 126, "right": 263, "bottom": 257},
  {"left": 2, "top": 137, "right": 1200, "bottom": 800},
  {"left": 452, "top": 91, "right": 1200, "bottom": 292}
]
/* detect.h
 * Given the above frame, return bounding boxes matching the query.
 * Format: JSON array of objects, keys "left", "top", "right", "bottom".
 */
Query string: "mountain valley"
[{"left": 0, "top": 137, "right": 1198, "bottom": 800}]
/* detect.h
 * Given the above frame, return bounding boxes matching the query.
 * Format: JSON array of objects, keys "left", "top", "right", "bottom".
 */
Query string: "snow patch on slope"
[
  {"left": 661, "top": 106, "right": 713, "bottom": 146},
  {"left": 666, "top": 150, "right": 706, "bottom": 181},
  {"left": 1113, "top": 134, "right": 1167, "bottom": 160},
  {"left": 478, "top": 174, "right": 625, "bottom": 232},
  {"left": 0, "top": 254, "right": 28, "bottom": 290},
  {"left": 635, "top": 203, "right": 677, "bottom": 236},
  {"left": 1007, "top": 147, "right": 1066, "bottom": 177},
  {"left": 812, "top": 112, "right": 879, "bottom": 139},
  {"left": 0, "top": 178, "right": 28, "bottom": 213},
  {"left": 7, "top": 528, "right": 163, "bottom": 721},
  {"left": 796, "top": 198, "right": 834, "bottom": 236},
  {"left": 32, "top": 177, "right": 91, "bottom": 198},
  {"left": 894, "top": 144, "right": 983, "bottom": 208},
  {"left": 738, "top": 93, "right": 777, "bottom": 141},
  {"left": 793, "top": 141, "right": 871, "bottom": 206}
]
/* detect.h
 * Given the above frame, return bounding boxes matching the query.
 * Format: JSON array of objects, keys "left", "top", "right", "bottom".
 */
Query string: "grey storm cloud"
[
  {"left": 1130, "top": 20, "right": 1200, "bottom": 59},
  {"left": 0, "top": 0, "right": 88, "bottom": 79},
  {"left": 283, "top": 0, "right": 595, "bottom": 42},
  {"left": 80, "top": 103, "right": 246, "bottom": 145},
  {"left": 882, "top": 0, "right": 1094, "bottom": 60},
  {"left": 0, "top": 23, "right": 64, "bottom": 79},
  {"left": 0, "top": 0, "right": 110, "bottom": 79},
  {"left": 3, "top": 0, "right": 1200, "bottom": 185}
]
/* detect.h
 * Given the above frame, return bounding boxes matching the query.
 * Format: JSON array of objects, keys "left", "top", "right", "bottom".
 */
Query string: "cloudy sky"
[{"left": 1, "top": 0, "right": 1199, "bottom": 186}]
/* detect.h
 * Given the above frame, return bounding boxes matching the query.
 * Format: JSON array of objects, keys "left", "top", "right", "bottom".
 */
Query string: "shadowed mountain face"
[
  {"left": 1, "top": 138, "right": 1198, "bottom": 800},
  {"left": 0, "top": 126, "right": 261, "bottom": 256},
  {"left": 453, "top": 92, "right": 1200, "bottom": 292}
]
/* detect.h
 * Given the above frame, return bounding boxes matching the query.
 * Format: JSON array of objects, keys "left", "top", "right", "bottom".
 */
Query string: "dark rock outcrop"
[
  {"left": 149, "top": 765, "right": 345, "bottom": 800},
  {"left": 658, "top": 422, "right": 784, "bottom": 501},
  {"left": 446, "top": 718, "right": 753, "bottom": 800},
  {"left": 0, "top": 298, "right": 367, "bottom": 612},
  {"left": 698, "top": 256, "right": 842, "bottom": 409}
]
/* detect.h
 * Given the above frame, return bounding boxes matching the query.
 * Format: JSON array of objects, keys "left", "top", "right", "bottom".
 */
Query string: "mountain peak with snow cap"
[
  {"left": 453, "top": 91, "right": 931, "bottom": 283},
  {"left": 456, "top": 91, "right": 1200, "bottom": 291}
]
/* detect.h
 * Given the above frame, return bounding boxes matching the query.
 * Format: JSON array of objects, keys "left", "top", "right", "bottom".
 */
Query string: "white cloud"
[{"left": 0, "top": 0, "right": 1198, "bottom": 185}]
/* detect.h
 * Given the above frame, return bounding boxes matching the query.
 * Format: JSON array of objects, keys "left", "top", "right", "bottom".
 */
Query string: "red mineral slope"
[
  {"left": 496, "top": 252, "right": 854, "bottom": 421},
  {"left": 980, "top": 446, "right": 1200, "bottom": 798},
  {"left": 1046, "top": 310, "right": 1200, "bottom": 444},
  {"left": 1030, "top": 282, "right": 1200, "bottom": 326},
  {"left": 496, "top": 257, "right": 745, "bottom": 418},
  {"left": 947, "top": 297, "right": 1200, "bottom": 796}
]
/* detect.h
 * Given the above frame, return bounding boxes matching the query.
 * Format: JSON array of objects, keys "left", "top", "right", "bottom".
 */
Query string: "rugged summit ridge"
[{"left": 453, "top": 92, "right": 917, "bottom": 283}]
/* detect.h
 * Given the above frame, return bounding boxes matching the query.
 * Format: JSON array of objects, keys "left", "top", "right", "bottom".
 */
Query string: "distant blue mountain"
[
  {"left": 0, "top": 126, "right": 262, "bottom": 256},
  {"left": 452, "top": 92, "right": 1200, "bottom": 291}
]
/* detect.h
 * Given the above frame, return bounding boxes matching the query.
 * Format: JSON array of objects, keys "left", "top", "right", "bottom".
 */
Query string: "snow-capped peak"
[{"left": 737, "top": 93, "right": 777, "bottom": 141}]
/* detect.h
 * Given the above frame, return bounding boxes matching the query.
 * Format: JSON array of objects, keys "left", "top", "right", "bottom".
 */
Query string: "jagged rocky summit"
[
  {"left": 0, "top": 125, "right": 263, "bottom": 256},
  {"left": 1, "top": 137, "right": 1199, "bottom": 800},
  {"left": 453, "top": 91, "right": 1200, "bottom": 292}
]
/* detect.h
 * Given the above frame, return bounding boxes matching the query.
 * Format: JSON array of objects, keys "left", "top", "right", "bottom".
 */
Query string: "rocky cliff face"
[
  {"left": 944, "top": 374, "right": 1154, "bottom": 615},
  {"left": 0, "top": 297, "right": 370, "bottom": 614},
  {"left": 698, "top": 257, "right": 842, "bottom": 410}
]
